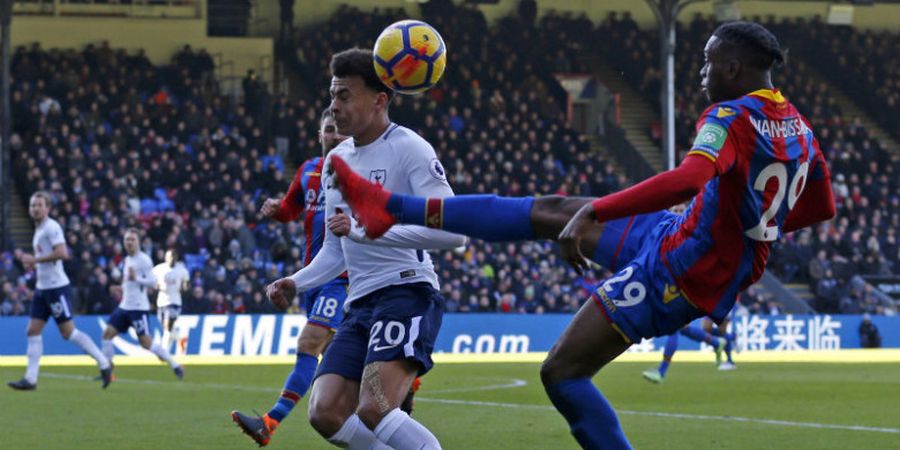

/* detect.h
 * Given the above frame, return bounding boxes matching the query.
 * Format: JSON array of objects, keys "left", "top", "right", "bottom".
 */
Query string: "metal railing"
[{"left": 13, "top": 0, "right": 201, "bottom": 19}]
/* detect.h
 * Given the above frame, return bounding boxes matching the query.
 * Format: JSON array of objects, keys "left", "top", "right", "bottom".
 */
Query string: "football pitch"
[{"left": 1, "top": 360, "right": 898, "bottom": 449}]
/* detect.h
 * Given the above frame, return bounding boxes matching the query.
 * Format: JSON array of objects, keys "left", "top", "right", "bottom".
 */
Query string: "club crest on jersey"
[
  {"left": 715, "top": 106, "right": 736, "bottom": 118},
  {"left": 369, "top": 169, "right": 387, "bottom": 186},
  {"left": 428, "top": 158, "right": 447, "bottom": 181}
]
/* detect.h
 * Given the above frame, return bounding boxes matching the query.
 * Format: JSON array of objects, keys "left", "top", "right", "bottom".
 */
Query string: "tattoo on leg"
[{"left": 362, "top": 362, "right": 391, "bottom": 414}]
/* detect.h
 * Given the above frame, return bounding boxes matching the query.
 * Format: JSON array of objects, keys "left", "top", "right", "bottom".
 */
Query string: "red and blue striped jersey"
[
  {"left": 660, "top": 89, "right": 829, "bottom": 320},
  {"left": 282, "top": 157, "right": 328, "bottom": 266}
]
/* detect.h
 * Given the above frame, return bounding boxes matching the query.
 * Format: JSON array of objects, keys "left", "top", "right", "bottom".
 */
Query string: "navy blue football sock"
[
  {"left": 680, "top": 325, "right": 713, "bottom": 345},
  {"left": 386, "top": 194, "right": 535, "bottom": 241},
  {"left": 268, "top": 352, "right": 317, "bottom": 422},
  {"left": 724, "top": 331, "right": 736, "bottom": 363},
  {"left": 545, "top": 378, "right": 632, "bottom": 450},
  {"left": 659, "top": 333, "right": 679, "bottom": 376}
]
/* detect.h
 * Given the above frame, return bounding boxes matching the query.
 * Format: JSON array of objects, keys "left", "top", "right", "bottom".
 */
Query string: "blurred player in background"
[
  {"left": 265, "top": 48, "right": 466, "bottom": 450},
  {"left": 8, "top": 191, "right": 112, "bottom": 391},
  {"left": 101, "top": 228, "right": 184, "bottom": 380},
  {"left": 153, "top": 248, "right": 190, "bottom": 355},
  {"left": 641, "top": 317, "right": 734, "bottom": 384},
  {"left": 333, "top": 22, "right": 836, "bottom": 448},
  {"left": 642, "top": 203, "right": 736, "bottom": 384},
  {"left": 231, "top": 108, "right": 353, "bottom": 447}
]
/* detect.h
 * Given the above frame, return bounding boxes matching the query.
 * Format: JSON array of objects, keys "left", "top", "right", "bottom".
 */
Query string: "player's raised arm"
[
  {"left": 271, "top": 229, "right": 346, "bottom": 308},
  {"left": 558, "top": 155, "right": 716, "bottom": 273},
  {"left": 263, "top": 164, "right": 306, "bottom": 222}
]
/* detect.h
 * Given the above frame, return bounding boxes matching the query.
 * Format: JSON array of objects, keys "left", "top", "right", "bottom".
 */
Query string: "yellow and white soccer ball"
[{"left": 373, "top": 20, "right": 447, "bottom": 95}]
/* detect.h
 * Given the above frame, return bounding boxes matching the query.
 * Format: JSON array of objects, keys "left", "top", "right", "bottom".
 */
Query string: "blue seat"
[
  {"left": 184, "top": 253, "right": 207, "bottom": 273},
  {"left": 140, "top": 199, "right": 158, "bottom": 214}
]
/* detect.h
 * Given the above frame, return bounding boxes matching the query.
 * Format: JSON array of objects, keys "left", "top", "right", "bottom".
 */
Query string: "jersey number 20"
[{"left": 745, "top": 161, "right": 809, "bottom": 242}]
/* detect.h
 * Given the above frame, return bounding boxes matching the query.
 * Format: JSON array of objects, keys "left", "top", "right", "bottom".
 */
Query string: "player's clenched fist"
[
  {"left": 266, "top": 278, "right": 297, "bottom": 311},
  {"left": 259, "top": 198, "right": 282, "bottom": 218}
]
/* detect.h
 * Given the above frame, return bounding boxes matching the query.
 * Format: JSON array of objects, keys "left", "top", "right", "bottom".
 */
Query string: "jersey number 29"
[{"left": 745, "top": 161, "right": 809, "bottom": 242}]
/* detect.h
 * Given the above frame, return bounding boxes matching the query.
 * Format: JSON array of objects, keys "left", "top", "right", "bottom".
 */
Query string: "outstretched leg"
[
  {"left": 331, "top": 156, "right": 612, "bottom": 253},
  {"left": 540, "top": 299, "right": 633, "bottom": 450}
]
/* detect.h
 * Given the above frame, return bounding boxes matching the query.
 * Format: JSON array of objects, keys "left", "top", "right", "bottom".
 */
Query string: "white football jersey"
[
  {"left": 32, "top": 217, "right": 70, "bottom": 290},
  {"left": 153, "top": 262, "right": 190, "bottom": 307},
  {"left": 120, "top": 251, "right": 156, "bottom": 311},
  {"left": 324, "top": 124, "right": 455, "bottom": 307}
]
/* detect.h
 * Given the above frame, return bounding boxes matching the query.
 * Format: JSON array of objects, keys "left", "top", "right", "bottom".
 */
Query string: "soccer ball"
[{"left": 373, "top": 20, "right": 446, "bottom": 95}]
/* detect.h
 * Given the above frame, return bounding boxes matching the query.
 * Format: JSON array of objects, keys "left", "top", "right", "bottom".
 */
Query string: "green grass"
[{"left": 1, "top": 361, "right": 898, "bottom": 449}]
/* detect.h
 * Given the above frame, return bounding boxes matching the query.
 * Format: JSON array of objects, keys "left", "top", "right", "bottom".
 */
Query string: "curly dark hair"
[
  {"left": 330, "top": 47, "right": 394, "bottom": 99},
  {"left": 713, "top": 21, "right": 787, "bottom": 70}
]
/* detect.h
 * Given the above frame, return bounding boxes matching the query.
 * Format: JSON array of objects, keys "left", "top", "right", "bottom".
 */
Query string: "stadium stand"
[{"left": 2, "top": 6, "right": 897, "bottom": 318}]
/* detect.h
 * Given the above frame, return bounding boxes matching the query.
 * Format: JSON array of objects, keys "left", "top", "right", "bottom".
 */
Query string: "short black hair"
[
  {"left": 330, "top": 48, "right": 394, "bottom": 99},
  {"left": 320, "top": 106, "right": 333, "bottom": 125},
  {"left": 713, "top": 21, "right": 786, "bottom": 70}
]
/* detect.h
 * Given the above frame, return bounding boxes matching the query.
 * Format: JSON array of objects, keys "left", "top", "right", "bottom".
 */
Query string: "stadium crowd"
[
  {"left": 2, "top": 7, "right": 897, "bottom": 318},
  {"left": 1, "top": 4, "right": 615, "bottom": 318}
]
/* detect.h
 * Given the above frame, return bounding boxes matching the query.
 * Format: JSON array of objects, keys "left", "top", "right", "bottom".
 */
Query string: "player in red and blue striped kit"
[
  {"left": 331, "top": 22, "right": 836, "bottom": 449},
  {"left": 232, "top": 108, "right": 352, "bottom": 446}
]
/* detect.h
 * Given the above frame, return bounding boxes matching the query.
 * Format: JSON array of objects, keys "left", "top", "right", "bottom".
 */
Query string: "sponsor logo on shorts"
[
  {"left": 594, "top": 287, "right": 617, "bottom": 313},
  {"left": 663, "top": 284, "right": 681, "bottom": 304}
]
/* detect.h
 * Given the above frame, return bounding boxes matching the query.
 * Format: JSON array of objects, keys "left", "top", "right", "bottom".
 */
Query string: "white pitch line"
[
  {"left": 426, "top": 377, "right": 528, "bottom": 394},
  {"left": 416, "top": 398, "right": 900, "bottom": 435},
  {"left": 42, "top": 372, "right": 900, "bottom": 435},
  {"left": 40, "top": 372, "right": 528, "bottom": 395},
  {"left": 42, "top": 372, "right": 279, "bottom": 394}
]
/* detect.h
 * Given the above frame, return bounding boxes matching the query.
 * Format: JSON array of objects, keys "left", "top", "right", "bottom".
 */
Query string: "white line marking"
[
  {"left": 426, "top": 377, "right": 528, "bottom": 394},
  {"left": 40, "top": 373, "right": 528, "bottom": 395},
  {"left": 415, "top": 398, "right": 900, "bottom": 434},
  {"left": 43, "top": 372, "right": 900, "bottom": 435},
  {"left": 42, "top": 372, "right": 279, "bottom": 394}
]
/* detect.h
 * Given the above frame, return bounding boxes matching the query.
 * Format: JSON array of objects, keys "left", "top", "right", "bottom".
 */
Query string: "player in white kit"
[
  {"left": 265, "top": 49, "right": 466, "bottom": 450},
  {"left": 100, "top": 229, "right": 184, "bottom": 379},
  {"left": 8, "top": 192, "right": 112, "bottom": 390},
  {"left": 152, "top": 248, "right": 190, "bottom": 354}
]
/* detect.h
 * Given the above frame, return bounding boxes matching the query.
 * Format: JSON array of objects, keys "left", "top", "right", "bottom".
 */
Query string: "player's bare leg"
[
  {"left": 308, "top": 374, "right": 391, "bottom": 449},
  {"left": 358, "top": 360, "right": 440, "bottom": 450},
  {"left": 530, "top": 196, "right": 607, "bottom": 257},
  {"left": 540, "top": 299, "right": 633, "bottom": 449}
]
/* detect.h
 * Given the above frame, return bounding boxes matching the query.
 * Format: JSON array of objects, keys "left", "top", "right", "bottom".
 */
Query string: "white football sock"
[
  {"left": 161, "top": 329, "right": 172, "bottom": 352},
  {"left": 102, "top": 339, "right": 115, "bottom": 365},
  {"left": 67, "top": 329, "right": 110, "bottom": 370},
  {"left": 149, "top": 342, "right": 179, "bottom": 369},
  {"left": 328, "top": 414, "right": 391, "bottom": 449},
  {"left": 374, "top": 408, "right": 441, "bottom": 450},
  {"left": 24, "top": 335, "right": 43, "bottom": 384}
]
